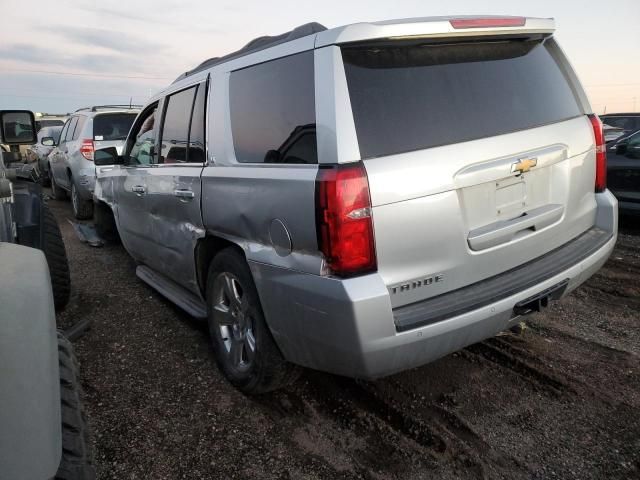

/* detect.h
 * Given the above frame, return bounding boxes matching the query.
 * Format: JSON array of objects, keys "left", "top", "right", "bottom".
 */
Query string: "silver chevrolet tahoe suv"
[{"left": 94, "top": 16, "right": 618, "bottom": 394}]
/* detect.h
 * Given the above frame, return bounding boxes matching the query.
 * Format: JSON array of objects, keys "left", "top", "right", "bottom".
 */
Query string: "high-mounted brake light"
[
  {"left": 316, "top": 163, "right": 376, "bottom": 277},
  {"left": 450, "top": 17, "right": 526, "bottom": 29},
  {"left": 588, "top": 114, "right": 607, "bottom": 193},
  {"left": 80, "top": 139, "right": 94, "bottom": 161}
]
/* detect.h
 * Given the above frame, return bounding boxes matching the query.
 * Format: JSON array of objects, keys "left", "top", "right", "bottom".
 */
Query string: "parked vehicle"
[
  {"left": 25, "top": 125, "right": 63, "bottom": 184},
  {"left": 1, "top": 110, "right": 93, "bottom": 480},
  {"left": 48, "top": 105, "right": 139, "bottom": 219},
  {"left": 34, "top": 112, "right": 68, "bottom": 132},
  {"left": 94, "top": 17, "right": 617, "bottom": 394},
  {"left": 1, "top": 110, "right": 70, "bottom": 310},
  {"left": 608, "top": 131, "right": 640, "bottom": 216}
]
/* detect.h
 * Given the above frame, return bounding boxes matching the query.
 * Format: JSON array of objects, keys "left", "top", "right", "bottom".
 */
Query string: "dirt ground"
[{"left": 50, "top": 195, "right": 639, "bottom": 480}]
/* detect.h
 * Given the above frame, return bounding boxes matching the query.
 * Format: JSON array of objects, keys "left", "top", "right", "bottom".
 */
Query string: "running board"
[{"left": 136, "top": 265, "right": 207, "bottom": 319}]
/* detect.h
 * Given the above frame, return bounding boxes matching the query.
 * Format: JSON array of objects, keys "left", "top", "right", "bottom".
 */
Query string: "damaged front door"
[{"left": 143, "top": 81, "right": 207, "bottom": 295}]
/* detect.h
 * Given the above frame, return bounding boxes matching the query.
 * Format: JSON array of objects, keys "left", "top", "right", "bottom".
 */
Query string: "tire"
[
  {"left": 50, "top": 166, "right": 67, "bottom": 200},
  {"left": 42, "top": 204, "right": 71, "bottom": 310},
  {"left": 94, "top": 201, "right": 120, "bottom": 244},
  {"left": 206, "top": 248, "right": 301, "bottom": 394},
  {"left": 55, "top": 333, "right": 96, "bottom": 480},
  {"left": 71, "top": 181, "right": 93, "bottom": 220}
]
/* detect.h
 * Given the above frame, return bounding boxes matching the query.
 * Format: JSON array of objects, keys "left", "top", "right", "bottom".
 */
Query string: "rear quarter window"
[
  {"left": 342, "top": 38, "right": 583, "bottom": 159},
  {"left": 229, "top": 50, "right": 317, "bottom": 164}
]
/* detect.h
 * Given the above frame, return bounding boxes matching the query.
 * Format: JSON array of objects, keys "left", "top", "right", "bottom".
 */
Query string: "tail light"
[
  {"left": 588, "top": 114, "right": 607, "bottom": 192},
  {"left": 80, "top": 139, "right": 94, "bottom": 161},
  {"left": 316, "top": 162, "right": 376, "bottom": 277}
]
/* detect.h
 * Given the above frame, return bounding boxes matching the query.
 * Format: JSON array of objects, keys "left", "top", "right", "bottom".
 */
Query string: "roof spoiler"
[{"left": 172, "top": 22, "right": 327, "bottom": 84}]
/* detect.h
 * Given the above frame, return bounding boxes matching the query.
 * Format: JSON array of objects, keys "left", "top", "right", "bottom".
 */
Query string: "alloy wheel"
[{"left": 212, "top": 272, "right": 256, "bottom": 372}]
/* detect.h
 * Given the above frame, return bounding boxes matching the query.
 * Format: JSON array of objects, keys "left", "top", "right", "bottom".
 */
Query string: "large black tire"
[
  {"left": 55, "top": 333, "right": 95, "bottom": 480},
  {"left": 42, "top": 204, "right": 71, "bottom": 310},
  {"left": 206, "top": 248, "right": 301, "bottom": 394},
  {"left": 71, "top": 181, "right": 93, "bottom": 220},
  {"left": 94, "top": 201, "right": 120, "bottom": 244},
  {"left": 50, "top": 166, "right": 67, "bottom": 200}
]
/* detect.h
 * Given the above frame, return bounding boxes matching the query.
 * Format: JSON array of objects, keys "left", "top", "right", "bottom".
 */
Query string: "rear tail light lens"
[
  {"left": 316, "top": 162, "right": 377, "bottom": 277},
  {"left": 80, "top": 139, "right": 94, "bottom": 161},
  {"left": 588, "top": 114, "right": 607, "bottom": 192},
  {"left": 450, "top": 17, "right": 526, "bottom": 29}
]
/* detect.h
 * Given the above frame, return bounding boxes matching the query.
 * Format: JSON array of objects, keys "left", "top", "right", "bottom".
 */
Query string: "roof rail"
[
  {"left": 75, "top": 105, "right": 143, "bottom": 113},
  {"left": 173, "top": 22, "right": 327, "bottom": 83}
]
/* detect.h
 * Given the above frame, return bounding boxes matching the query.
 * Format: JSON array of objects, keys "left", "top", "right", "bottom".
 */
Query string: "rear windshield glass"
[
  {"left": 93, "top": 113, "right": 137, "bottom": 141},
  {"left": 342, "top": 38, "right": 583, "bottom": 159}
]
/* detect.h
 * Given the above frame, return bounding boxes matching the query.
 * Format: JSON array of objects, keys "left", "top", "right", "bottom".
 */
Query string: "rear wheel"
[
  {"left": 50, "top": 166, "right": 66, "bottom": 200},
  {"left": 206, "top": 248, "right": 301, "bottom": 394},
  {"left": 71, "top": 181, "right": 93, "bottom": 220},
  {"left": 55, "top": 333, "right": 95, "bottom": 480},
  {"left": 42, "top": 204, "right": 71, "bottom": 310}
]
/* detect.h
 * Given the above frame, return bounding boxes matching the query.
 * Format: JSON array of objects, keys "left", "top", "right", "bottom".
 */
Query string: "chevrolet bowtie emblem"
[{"left": 511, "top": 157, "right": 537, "bottom": 174}]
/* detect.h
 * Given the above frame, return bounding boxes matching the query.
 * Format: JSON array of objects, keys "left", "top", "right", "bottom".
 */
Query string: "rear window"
[
  {"left": 93, "top": 113, "right": 137, "bottom": 141},
  {"left": 342, "top": 38, "right": 583, "bottom": 159}
]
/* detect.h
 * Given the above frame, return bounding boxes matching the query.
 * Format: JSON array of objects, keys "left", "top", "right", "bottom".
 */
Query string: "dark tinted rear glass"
[
  {"left": 230, "top": 51, "right": 316, "bottom": 164},
  {"left": 93, "top": 113, "right": 137, "bottom": 141},
  {"left": 342, "top": 38, "right": 583, "bottom": 159}
]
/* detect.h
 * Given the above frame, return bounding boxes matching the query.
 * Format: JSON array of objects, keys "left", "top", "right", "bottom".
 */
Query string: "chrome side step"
[{"left": 136, "top": 265, "right": 207, "bottom": 319}]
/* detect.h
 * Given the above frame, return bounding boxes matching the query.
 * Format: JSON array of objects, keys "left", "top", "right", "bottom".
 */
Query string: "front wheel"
[{"left": 206, "top": 248, "right": 301, "bottom": 394}]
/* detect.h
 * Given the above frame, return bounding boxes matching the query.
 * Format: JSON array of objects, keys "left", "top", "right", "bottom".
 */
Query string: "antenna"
[{"left": 129, "top": 97, "right": 132, "bottom": 109}]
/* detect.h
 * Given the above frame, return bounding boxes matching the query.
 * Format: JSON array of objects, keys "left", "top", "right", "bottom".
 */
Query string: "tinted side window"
[
  {"left": 230, "top": 51, "right": 316, "bottom": 164},
  {"left": 188, "top": 84, "right": 206, "bottom": 163},
  {"left": 72, "top": 116, "right": 86, "bottom": 140},
  {"left": 64, "top": 117, "right": 78, "bottom": 142},
  {"left": 160, "top": 86, "right": 197, "bottom": 163}
]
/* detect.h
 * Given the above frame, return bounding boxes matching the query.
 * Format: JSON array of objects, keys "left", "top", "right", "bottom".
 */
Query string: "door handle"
[
  {"left": 174, "top": 189, "right": 195, "bottom": 200},
  {"left": 132, "top": 185, "right": 146, "bottom": 195}
]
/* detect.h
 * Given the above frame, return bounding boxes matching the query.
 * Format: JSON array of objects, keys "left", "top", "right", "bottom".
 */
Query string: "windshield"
[
  {"left": 342, "top": 38, "right": 583, "bottom": 159},
  {"left": 93, "top": 113, "right": 137, "bottom": 141}
]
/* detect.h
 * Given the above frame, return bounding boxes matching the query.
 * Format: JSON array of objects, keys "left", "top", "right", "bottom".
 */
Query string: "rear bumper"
[{"left": 252, "top": 191, "right": 618, "bottom": 379}]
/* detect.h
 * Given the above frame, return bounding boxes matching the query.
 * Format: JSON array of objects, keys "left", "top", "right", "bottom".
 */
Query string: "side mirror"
[
  {"left": 41, "top": 136, "right": 56, "bottom": 147},
  {"left": 0, "top": 110, "right": 36, "bottom": 145},
  {"left": 94, "top": 146, "right": 123, "bottom": 166}
]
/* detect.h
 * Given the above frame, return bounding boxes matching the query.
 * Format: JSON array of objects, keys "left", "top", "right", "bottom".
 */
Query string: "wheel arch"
[{"left": 195, "top": 234, "right": 247, "bottom": 299}]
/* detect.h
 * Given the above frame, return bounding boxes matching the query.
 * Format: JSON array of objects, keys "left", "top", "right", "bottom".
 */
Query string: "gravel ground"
[{"left": 50, "top": 194, "right": 640, "bottom": 480}]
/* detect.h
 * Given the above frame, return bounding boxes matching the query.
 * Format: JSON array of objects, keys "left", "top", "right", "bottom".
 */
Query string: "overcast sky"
[{"left": 0, "top": 0, "right": 638, "bottom": 114}]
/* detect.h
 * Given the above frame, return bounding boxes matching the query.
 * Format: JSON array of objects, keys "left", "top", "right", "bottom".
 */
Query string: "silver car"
[
  {"left": 94, "top": 17, "right": 617, "bottom": 394},
  {"left": 25, "top": 126, "right": 63, "bottom": 183},
  {"left": 49, "top": 106, "right": 139, "bottom": 219}
]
